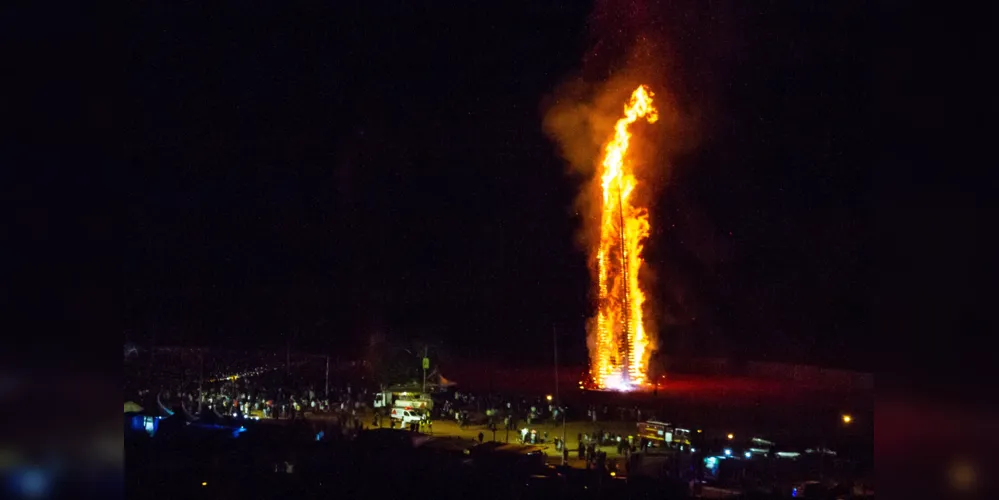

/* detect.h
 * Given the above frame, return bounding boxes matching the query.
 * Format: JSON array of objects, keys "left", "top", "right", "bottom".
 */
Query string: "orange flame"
[{"left": 590, "top": 85, "right": 658, "bottom": 391}]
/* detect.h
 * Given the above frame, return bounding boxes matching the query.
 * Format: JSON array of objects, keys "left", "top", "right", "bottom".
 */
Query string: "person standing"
[{"left": 477, "top": 431, "right": 484, "bottom": 443}]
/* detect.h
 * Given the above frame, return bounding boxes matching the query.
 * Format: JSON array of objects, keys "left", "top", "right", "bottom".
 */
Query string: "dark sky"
[{"left": 125, "top": 1, "right": 871, "bottom": 370}]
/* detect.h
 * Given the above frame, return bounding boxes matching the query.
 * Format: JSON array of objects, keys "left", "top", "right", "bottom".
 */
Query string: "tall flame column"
[{"left": 590, "top": 85, "right": 658, "bottom": 391}]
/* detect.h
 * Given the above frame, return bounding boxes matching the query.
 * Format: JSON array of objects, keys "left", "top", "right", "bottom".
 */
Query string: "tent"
[{"left": 124, "top": 401, "right": 144, "bottom": 413}]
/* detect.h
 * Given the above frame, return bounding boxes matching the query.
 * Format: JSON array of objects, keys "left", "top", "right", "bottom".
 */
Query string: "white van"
[{"left": 390, "top": 407, "right": 425, "bottom": 425}]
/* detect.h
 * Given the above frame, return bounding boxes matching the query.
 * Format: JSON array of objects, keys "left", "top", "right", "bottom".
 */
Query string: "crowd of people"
[
  {"left": 125, "top": 351, "right": 872, "bottom": 499},
  {"left": 125, "top": 354, "right": 372, "bottom": 428},
  {"left": 126, "top": 351, "right": 680, "bottom": 463}
]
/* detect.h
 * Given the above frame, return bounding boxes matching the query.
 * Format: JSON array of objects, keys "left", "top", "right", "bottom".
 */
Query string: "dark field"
[{"left": 442, "top": 360, "right": 873, "bottom": 459}]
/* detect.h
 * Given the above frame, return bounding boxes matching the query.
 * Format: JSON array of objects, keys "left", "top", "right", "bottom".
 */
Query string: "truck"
[
  {"left": 637, "top": 420, "right": 691, "bottom": 448},
  {"left": 373, "top": 391, "right": 434, "bottom": 411}
]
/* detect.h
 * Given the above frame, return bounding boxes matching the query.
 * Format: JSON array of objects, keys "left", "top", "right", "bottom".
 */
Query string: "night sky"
[{"left": 125, "top": 1, "right": 870, "bottom": 370}]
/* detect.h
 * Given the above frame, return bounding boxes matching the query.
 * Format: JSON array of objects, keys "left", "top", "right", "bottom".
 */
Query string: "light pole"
[
  {"left": 198, "top": 348, "right": 204, "bottom": 413},
  {"left": 554, "top": 325, "right": 567, "bottom": 465},
  {"left": 553, "top": 325, "right": 559, "bottom": 405},
  {"left": 421, "top": 345, "right": 429, "bottom": 393},
  {"left": 562, "top": 408, "right": 567, "bottom": 465}
]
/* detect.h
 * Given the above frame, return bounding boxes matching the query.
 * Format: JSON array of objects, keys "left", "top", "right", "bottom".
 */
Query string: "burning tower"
[{"left": 589, "top": 85, "right": 658, "bottom": 391}]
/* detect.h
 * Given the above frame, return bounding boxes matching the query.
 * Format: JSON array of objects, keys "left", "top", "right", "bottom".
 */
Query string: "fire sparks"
[{"left": 590, "top": 85, "right": 658, "bottom": 391}]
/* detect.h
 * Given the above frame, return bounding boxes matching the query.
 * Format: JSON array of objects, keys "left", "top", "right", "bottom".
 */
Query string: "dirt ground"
[
  {"left": 280, "top": 408, "right": 670, "bottom": 471},
  {"left": 419, "top": 416, "right": 638, "bottom": 468}
]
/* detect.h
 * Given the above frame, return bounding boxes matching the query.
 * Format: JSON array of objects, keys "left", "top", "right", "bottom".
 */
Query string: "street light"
[
  {"left": 842, "top": 414, "right": 852, "bottom": 424},
  {"left": 727, "top": 433, "right": 734, "bottom": 440},
  {"left": 546, "top": 394, "right": 553, "bottom": 402}
]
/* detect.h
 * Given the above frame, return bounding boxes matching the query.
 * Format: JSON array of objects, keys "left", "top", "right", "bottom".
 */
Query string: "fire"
[{"left": 590, "top": 85, "right": 658, "bottom": 391}]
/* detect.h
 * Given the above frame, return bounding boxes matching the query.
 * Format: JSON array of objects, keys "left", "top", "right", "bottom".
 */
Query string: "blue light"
[
  {"left": 723, "top": 448, "right": 732, "bottom": 456},
  {"left": 130, "top": 415, "right": 144, "bottom": 432},
  {"left": 744, "top": 451, "right": 752, "bottom": 458},
  {"left": 130, "top": 415, "right": 161, "bottom": 436},
  {"left": 5, "top": 468, "right": 52, "bottom": 499}
]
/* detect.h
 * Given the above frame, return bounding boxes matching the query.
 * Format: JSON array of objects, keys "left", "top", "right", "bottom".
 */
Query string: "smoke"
[
  {"left": 542, "top": 37, "right": 697, "bottom": 247},
  {"left": 542, "top": 2, "right": 705, "bottom": 379}
]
